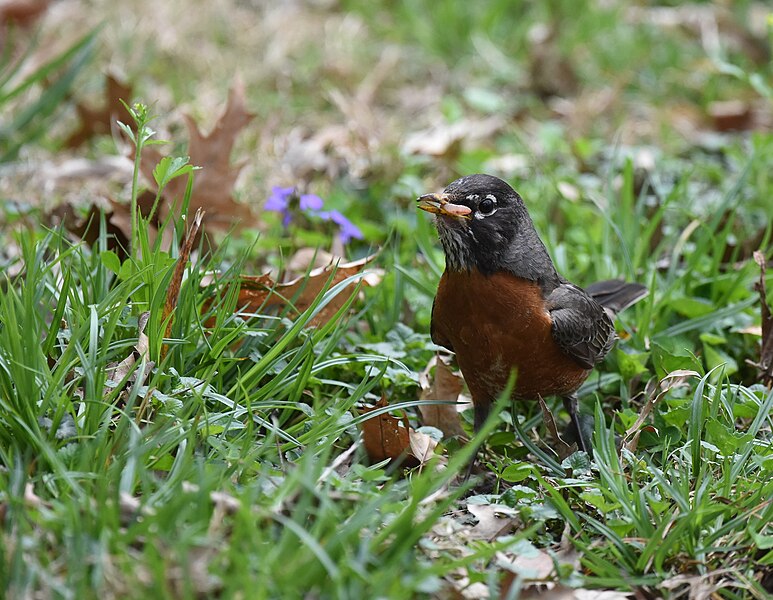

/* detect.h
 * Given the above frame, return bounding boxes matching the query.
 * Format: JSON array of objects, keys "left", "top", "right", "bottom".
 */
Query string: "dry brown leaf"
[
  {"left": 280, "top": 125, "right": 350, "bottom": 182},
  {"left": 24, "top": 482, "right": 48, "bottom": 510},
  {"left": 0, "top": 0, "right": 49, "bottom": 27},
  {"left": 360, "top": 397, "right": 415, "bottom": 466},
  {"left": 161, "top": 209, "right": 203, "bottom": 358},
  {"left": 408, "top": 428, "right": 439, "bottom": 467},
  {"left": 104, "top": 311, "right": 152, "bottom": 398},
  {"left": 52, "top": 190, "right": 160, "bottom": 259},
  {"left": 537, "top": 396, "right": 576, "bottom": 460},
  {"left": 499, "top": 547, "right": 556, "bottom": 581},
  {"left": 282, "top": 247, "right": 384, "bottom": 286},
  {"left": 140, "top": 78, "right": 255, "bottom": 232},
  {"left": 402, "top": 116, "right": 503, "bottom": 159},
  {"left": 708, "top": 100, "right": 753, "bottom": 132},
  {"left": 64, "top": 74, "right": 133, "bottom": 148},
  {"left": 284, "top": 248, "right": 340, "bottom": 280},
  {"left": 54, "top": 198, "right": 131, "bottom": 255},
  {"left": 209, "top": 490, "right": 241, "bottom": 516},
  {"left": 751, "top": 250, "right": 773, "bottom": 386},
  {"left": 738, "top": 324, "right": 763, "bottom": 336},
  {"left": 515, "top": 585, "right": 631, "bottom": 600},
  {"left": 466, "top": 503, "right": 517, "bottom": 541},
  {"left": 418, "top": 354, "right": 468, "bottom": 439},
  {"left": 217, "top": 251, "right": 379, "bottom": 328},
  {"left": 660, "top": 571, "right": 733, "bottom": 600},
  {"left": 623, "top": 370, "right": 700, "bottom": 452}
]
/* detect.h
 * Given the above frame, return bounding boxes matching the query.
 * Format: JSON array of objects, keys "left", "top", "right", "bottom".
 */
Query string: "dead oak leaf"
[
  {"left": 161, "top": 209, "right": 204, "bottom": 358},
  {"left": 140, "top": 78, "right": 255, "bottom": 232},
  {"left": 751, "top": 250, "right": 773, "bottom": 385},
  {"left": 64, "top": 74, "right": 133, "bottom": 148},
  {"left": 52, "top": 190, "right": 157, "bottom": 259},
  {"left": 402, "top": 116, "right": 503, "bottom": 160},
  {"left": 418, "top": 354, "right": 468, "bottom": 439},
  {"left": 211, "top": 251, "right": 379, "bottom": 328},
  {"left": 0, "top": 0, "right": 49, "bottom": 27},
  {"left": 104, "top": 311, "right": 152, "bottom": 398},
  {"left": 537, "top": 396, "right": 576, "bottom": 460},
  {"left": 360, "top": 397, "right": 416, "bottom": 467},
  {"left": 466, "top": 502, "right": 518, "bottom": 541},
  {"left": 408, "top": 428, "right": 439, "bottom": 467}
]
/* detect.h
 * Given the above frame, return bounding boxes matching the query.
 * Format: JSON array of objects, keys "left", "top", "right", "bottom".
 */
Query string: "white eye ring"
[{"left": 476, "top": 194, "right": 497, "bottom": 218}]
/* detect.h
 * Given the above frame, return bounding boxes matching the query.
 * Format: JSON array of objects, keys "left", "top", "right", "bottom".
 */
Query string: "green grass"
[{"left": 1, "top": 1, "right": 772, "bottom": 598}]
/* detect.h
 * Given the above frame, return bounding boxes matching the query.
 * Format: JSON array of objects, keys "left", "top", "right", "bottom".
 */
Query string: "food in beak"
[{"left": 416, "top": 193, "right": 472, "bottom": 218}]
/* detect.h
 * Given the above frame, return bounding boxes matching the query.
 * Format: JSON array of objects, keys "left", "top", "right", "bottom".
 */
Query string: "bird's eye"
[{"left": 478, "top": 195, "right": 497, "bottom": 216}]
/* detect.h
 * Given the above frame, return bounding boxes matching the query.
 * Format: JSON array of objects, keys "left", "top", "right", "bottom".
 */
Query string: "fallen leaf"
[
  {"left": 161, "top": 209, "right": 203, "bottom": 358},
  {"left": 750, "top": 251, "right": 773, "bottom": 386},
  {"left": 317, "top": 442, "right": 359, "bottom": 484},
  {"left": 213, "top": 251, "right": 379, "bottom": 328},
  {"left": 708, "top": 100, "right": 753, "bottom": 132},
  {"left": 498, "top": 547, "right": 555, "bottom": 580},
  {"left": 24, "top": 482, "right": 48, "bottom": 510},
  {"left": 660, "top": 369, "right": 702, "bottom": 388},
  {"left": 402, "top": 116, "right": 503, "bottom": 159},
  {"left": 515, "top": 585, "right": 631, "bottom": 600},
  {"left": 360, "top": 397, "right": 415, "bottom": 466},
  {"left": 284, "top": 247, "right": 340, "bottom": 280},
  {"left": 660, "top": 571, "right": 731, "bottom": 600},
  {"left": 738, "top": 324, "right": 763, "bottom": 336},
  {"left": 52, "top": 191, "right": 158, "bottom": 259},
  {"left": 0, "top": 0, "right": 49, "bottom": 27},
  {"left": 418, "top": 354, "right": 468, "bottom": 439},
  {"left": 408, "top": 428, "right": 438, "bottom": 467},
  {"left": 140, "top": 78, "right": 255, "bottom": 232},
  {"left": 104, "top": 311, "right": 152, "bottom": 398},
  {"left": 623, "top": 370, "right": 700, "bottom": 452},
  {"left": 64, "top": 74, "right": 134, "bottom": 148},
  {"left": 515, "top": 586, "right": 575, "bottom": 600},
  {"left": 282, "top": 246, "right": 383, "bottom": 286},
  {"left": 466, "top": 502, "right": 517, "bottom": 541},
  {"left": 537, "top": 396, "right": 576, "bottom": 460},
  {"left": 209, "top": 490, "right": 241, "bottom": 515}
]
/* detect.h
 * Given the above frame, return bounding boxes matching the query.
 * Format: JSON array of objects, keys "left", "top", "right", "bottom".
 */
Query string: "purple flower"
[
  {"left": 317, "top": 210, "right": 364, "bottom": 244},
  {"left": 265, "top": 186, "right": 293, "bottom": 211},
  {"left": 299, "top": 193, "right": 324, "bottom": 211},
  {"left": 265, "top": 186, "right": 294, "bottom": 226},
  {"left": 265, "top": 186, "right": 363, "bottom": 244}
]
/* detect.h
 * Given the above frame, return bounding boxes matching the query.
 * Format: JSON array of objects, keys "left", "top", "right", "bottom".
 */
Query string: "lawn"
[{"left": 1, "top": 1, "right": 772, "bottom": 598}]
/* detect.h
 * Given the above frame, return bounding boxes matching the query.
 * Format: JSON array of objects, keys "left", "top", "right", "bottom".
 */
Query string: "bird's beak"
[{"left": 416, "top": 193, "right": 472, "bottom": 219}]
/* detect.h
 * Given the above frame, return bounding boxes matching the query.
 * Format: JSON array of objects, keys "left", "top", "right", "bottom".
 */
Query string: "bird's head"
[{"left": 417, "top": 174, "right": 534, "bottom": 275}]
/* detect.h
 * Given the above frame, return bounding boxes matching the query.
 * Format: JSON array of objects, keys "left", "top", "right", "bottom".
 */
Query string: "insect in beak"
[{"left": 417, "top": 193, "right": 472, "bottom": 219}]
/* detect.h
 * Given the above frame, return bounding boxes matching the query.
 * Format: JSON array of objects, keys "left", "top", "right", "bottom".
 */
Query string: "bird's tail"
[{"left": 585, "top": 279, "right": 649, "bottom": 314}]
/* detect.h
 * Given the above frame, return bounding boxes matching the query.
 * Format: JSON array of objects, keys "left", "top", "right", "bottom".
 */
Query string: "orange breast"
[{"left": 433, "top": 271, "right": 589, "bottom": 402}]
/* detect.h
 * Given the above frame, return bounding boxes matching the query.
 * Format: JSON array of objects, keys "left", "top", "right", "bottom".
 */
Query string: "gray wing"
[
  {"left": 430, "top": 297, "right": 454, "bottom": 351},
  {"left": 547, "top": 282, "right": 617, "bottom": 370}
]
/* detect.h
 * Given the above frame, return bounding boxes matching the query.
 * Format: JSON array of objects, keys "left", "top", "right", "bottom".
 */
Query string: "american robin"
[{"left": 417, "top": 174, "right": 647, "bottom": 453}]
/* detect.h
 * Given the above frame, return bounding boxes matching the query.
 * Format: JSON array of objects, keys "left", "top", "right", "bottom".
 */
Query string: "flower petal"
[
  {"left": 327, "top": 210, "right": 364, "bottom": 244},
  {"left": 300, "top": 193, "right": 324, "bottom": 212},
  {"left": 265, "top": 186, "right": 294, "bottom": 211}
]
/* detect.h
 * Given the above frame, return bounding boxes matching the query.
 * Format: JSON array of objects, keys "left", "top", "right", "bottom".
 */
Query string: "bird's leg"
[
  {"left": 562, "top": 394, "right": 591, "bottom": 454},
  {"left": 473, "top": 401, "right": 491, "bottom": 433},
  {"left": 462, "top": 401, "right": 492, "bottom": 481}
]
